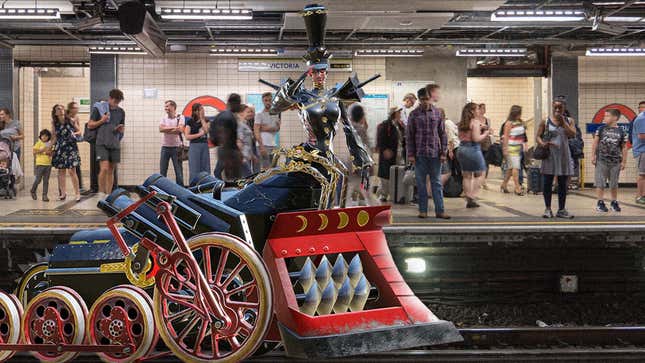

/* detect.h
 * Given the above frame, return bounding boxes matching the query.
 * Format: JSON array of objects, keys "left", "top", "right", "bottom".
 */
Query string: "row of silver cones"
[{"left": 292, "top": 254, "right": 373, "bottom": 315}]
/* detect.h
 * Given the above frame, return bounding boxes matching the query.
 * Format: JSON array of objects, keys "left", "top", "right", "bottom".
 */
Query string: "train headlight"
[{"left": 405, "top": 257, "right": 426, "bottom": 274}]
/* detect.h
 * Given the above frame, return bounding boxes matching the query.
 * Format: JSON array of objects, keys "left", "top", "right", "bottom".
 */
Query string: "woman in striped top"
[{"left": 501, "top": 105, "right": 527, "bottom": 195}]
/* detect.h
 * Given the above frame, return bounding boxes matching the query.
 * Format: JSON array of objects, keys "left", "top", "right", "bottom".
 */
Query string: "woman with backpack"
[{"left": 536, "top": 100, "right": 576, "bottom": 219}]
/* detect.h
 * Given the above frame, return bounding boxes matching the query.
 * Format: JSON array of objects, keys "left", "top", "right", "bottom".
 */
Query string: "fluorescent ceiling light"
[
  {"left": 492, "top": 9, "right": 586, "bottom": 22},
  {"left": 605, "top": 16, "right": 643, "bottom": 22},
  {"left": 89, "top": 46, "right": 147, "bottom": 55},
  {"left": 586, "top": 48, "right": 645, "bottom": 56},
  {"left": 354, "top": 49, "right": 424, "bottom": 57},
  {"left": 456, "top": 48, "right": 528, "bottom": 57},
  {"left": 210, "top": 48, "right": 278, "bottom": 57},
  {"left": 0, "top": 8, "right": 60, "bottom": 20},
  {"left": 160, "top": 8, "right": 252, "bottom": 20}
]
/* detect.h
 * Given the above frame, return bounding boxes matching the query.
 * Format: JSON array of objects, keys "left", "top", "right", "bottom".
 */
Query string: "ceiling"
[{"left": 0, "top": 0, "right": 644, "bottom": 52}]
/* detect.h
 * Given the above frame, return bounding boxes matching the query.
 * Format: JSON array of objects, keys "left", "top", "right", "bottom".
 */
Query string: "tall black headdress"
[{"left": 301, "top": 4, "right": 331, "bottom": 70}]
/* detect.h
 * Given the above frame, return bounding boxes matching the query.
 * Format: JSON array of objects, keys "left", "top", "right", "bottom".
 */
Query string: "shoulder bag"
[
  {"left": 532, "top": 119, "right": 553, "bottom": 160},
  {"left": 177, "top": 116, "right": 189, "bottom": 162}
]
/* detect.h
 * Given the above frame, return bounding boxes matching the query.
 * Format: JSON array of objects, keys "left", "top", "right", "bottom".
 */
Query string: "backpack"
[{"left": 568, "top": 118, "right": 584, "bottom": 159}]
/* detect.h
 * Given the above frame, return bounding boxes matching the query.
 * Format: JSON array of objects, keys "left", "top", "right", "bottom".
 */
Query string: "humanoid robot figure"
[{"left": 258, "top": 4, "right": 380, "bottom": 208}]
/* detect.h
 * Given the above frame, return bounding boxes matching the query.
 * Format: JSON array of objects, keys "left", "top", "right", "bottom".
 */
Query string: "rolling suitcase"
[
  {"left": 389, "top": 165, "right": 414, "bottom": 204},
  {"left": 527, "top": 167, "right": 543, "bottom": 195}
]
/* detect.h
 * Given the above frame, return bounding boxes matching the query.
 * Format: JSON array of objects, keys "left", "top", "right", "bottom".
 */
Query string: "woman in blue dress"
[{"left": 51, "top": 104, "right": 81, "bottom": 201}]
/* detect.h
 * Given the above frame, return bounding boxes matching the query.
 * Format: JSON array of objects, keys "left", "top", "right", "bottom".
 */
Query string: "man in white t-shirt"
[
  {"left": 401, "top": 93, "right": 417, "bottom": 126},
  {"left": 159, "top": 100, "right": 185, "bottom": 186},
  {"left": 254, "top": 92, "right": 281, "bottom": 169}
]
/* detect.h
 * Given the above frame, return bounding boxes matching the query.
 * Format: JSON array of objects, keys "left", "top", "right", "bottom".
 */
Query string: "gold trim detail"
[
  {"left": 99, "top": 262, "right": 126, "bottom": 274},
  {"left": 318, "top": 213, "right": 329, "bottom": 231},
  {"left": 337, "top": 212, "right": 349, "bottom": 229},
  {"left": 357, "top": 210, "right": 370, "bottom": 227},
  {"left": 296, "top": 215, "right": 308, "bottom": 233}
]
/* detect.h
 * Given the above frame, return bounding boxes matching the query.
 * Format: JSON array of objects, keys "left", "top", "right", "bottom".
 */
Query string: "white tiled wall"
[
  {"left": 116, "top": 54, "right": 386, "bottom": 185},
  {"left": 466, "top": 77, "right": 537, "bottom": 143},
  {"left": 579, "top": 57, "right": 645, "bottom": 185}
]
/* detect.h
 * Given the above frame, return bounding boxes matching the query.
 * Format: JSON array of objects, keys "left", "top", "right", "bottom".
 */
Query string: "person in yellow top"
[{"left": 31, "top": 129, "right": 53, "bottom": 201}]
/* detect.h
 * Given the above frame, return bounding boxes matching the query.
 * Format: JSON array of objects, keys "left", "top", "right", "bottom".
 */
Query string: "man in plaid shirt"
[{"left": 406, "top": 85, "right": 450, "bottom": 219}]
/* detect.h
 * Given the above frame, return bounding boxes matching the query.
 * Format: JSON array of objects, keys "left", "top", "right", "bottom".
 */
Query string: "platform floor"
[{"left": 0, "top": 177, "right": 643, "bottom": 233}]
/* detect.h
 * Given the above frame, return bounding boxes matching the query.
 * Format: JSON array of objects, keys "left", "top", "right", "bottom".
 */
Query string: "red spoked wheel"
[
  {"left": 0, "top": 291, "right": 23, "bottom": 361},
  {"left": 87, "top": 285, "right": 158, "bottom": 363},
  {"left": 22, "top": 287, "right": 88, "bottom": 363},
  {"left": 153, "top": 233, "right": 273, "bottom": 363}
]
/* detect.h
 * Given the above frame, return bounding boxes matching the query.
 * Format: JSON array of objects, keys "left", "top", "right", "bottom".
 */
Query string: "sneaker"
[
  {"left": 42, "top": 195, "right": 49, "bottom": 202},
  {"left": 556, "top": 209, "right": 574, "bottom": 219},
  {"left": 610, "top": 200, "right": 621, "bottom": 212},
  {"left": 435, "top": 213, "right": 451, "bottom": 220},
  {"left": 542, "top": 209, "right": 554, "bottom": 218},
  {"left": 596, "top": 200, "right": 608, "bottom": 213},
  {"left": 30, "top": 191, "right": 37, "bottom": 200},
  {"left": 637, "top": 196, "right": 645, "bottom": 205},
  {"left": 418, "top": 212, "right": 428, "bottom": 219}
]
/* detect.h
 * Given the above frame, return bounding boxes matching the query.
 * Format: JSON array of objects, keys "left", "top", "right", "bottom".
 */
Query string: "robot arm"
[
  {"left": 259, "top": 70, "right": 309, "bottom": 115},
  {"left": 339, "top": 102, "right": 373, "bottom": 170}
]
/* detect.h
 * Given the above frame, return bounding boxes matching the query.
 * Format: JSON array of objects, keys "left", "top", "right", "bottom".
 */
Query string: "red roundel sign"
[
  {"left": 592, "top": 103, "right": 636, "bottom": 148},
  {"left": 181, "top": 95, "right": 226, "bottom": 117}
]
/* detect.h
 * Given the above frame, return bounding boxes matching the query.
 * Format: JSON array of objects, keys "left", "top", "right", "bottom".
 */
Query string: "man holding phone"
[
  {"left": 88, "top": 89, "right": 125, "bottom": 195},
  {"left": 159, "top": 100, "right": 185, "bottom": 186}
]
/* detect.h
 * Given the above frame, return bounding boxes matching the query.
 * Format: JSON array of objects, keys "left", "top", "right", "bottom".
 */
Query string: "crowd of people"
[{"left": 0, "top": 84, "right": 644, "bottom": 219}]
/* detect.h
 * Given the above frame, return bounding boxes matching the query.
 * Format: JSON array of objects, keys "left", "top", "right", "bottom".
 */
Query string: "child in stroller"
[{"left": 0, "top": 136, "right": 15, "bottom": 198}]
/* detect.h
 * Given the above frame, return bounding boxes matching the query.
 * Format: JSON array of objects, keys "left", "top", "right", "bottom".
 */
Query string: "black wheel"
[{"left": 15, "top": 262, "right": 50, "bottom": 307}]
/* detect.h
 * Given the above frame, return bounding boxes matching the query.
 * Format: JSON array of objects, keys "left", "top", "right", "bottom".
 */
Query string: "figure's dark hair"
[
  {"left": 350, "top": 104, "right": 365, "bottom": 122},
  {"left": 417, "top": 87, "right": 427, "bottom": 99},
  {"left": 262, "top": 92, "right": 273, "bottom": 99},
  {"left": 227, "top": 93, "right": 242, "bottom": 113},
  {"left": 51, "top": 104, "right": 66, "bottom": 125},
  {"left": 109, "top": 89, "right": 124, "bottom": 102},
  {"left": 0, "top": 107, "right": 11, "bottom": 117},
  {"left": 507, "top": 105, "right": 522, "bottom": 122},
  {"left": 639, "top": 100, "right": 645, "bottom": 106},
  {"left": 191, "top": 103, "right": 203, "bottom": 123},
  {"left": 606, "top": 108, "right": 621, "bottom": 119},
  {"left": 458, "top": 102, "right": 478, "bottom": 132},
  {"left": 39, "top": 129, "right": 52, "bottom": 139}
]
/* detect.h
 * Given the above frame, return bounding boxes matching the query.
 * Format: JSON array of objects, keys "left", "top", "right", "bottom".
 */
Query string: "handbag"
[
  {"left": 443, "top": 159, "right": 463, "bottom": 198},
  {"left": 83, "top": 123, "right": 97, "bottom": 143},
  {"left": 177, "top": 116, "right": 189, "bottom": 162},
  {"left": 533, "top": 119, "right": 554, "bottom": 160},
  {"left": 485, "top": 143, "right": 503, "bottom": 166}
]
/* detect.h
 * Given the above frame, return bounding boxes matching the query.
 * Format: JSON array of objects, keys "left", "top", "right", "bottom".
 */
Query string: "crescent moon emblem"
[
  {"left": 318, "top": 213, "right": 329, "bottom": 231},
  {"left": 357, "top": 210, "right": 370, "bottom": 227},
  {"left": 337, "top": 212, "right": 349, "bottom": 229},
  {"left": 296, "top": 215, "right": 308, "bottom": 233}
]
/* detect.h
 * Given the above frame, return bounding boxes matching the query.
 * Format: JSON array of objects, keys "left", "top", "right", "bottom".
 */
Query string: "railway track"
[{"left": 8, "top": 326, "right": 645, "bottom": 362}]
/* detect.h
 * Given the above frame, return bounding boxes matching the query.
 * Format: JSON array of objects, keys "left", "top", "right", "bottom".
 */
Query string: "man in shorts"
[
  {"left": 591, "top": 109, "right": 628, "bottom": 212},
  {"left": 88, "top": 89, "right": 125, "bottom": 195}
]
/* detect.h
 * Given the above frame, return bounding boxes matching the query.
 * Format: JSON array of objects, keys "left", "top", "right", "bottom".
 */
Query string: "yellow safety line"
[{"left": 392, "top": 220, "right": 645, "bottom": 226}]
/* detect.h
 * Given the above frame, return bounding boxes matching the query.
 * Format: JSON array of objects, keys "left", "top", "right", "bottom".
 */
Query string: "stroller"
[{"left": 0, "top": 136, "right": 16, "bottom": 199}]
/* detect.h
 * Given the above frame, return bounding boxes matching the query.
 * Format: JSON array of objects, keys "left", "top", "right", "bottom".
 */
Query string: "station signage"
[{"left": 239, "top": 59, "right": 353, "bottom": 72}]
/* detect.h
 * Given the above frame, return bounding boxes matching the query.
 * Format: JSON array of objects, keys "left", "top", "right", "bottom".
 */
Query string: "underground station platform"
[{"left": 1, "top": 183, "right": 644, "bottom": 362}]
